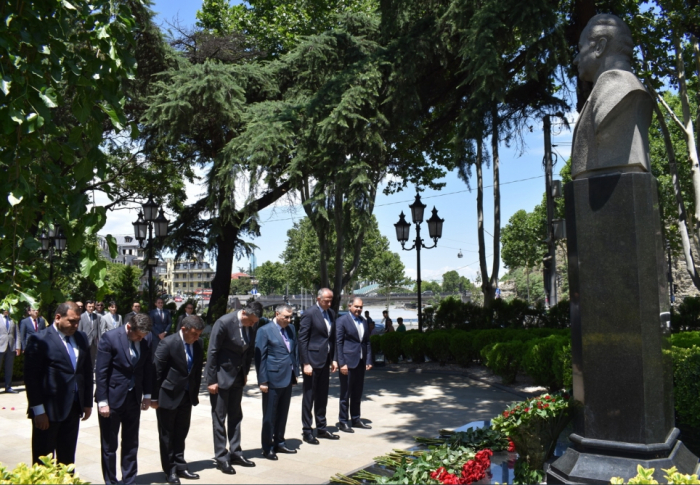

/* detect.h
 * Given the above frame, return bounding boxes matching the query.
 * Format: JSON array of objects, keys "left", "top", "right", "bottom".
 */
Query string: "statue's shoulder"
[{"left": 590, "top": 70, "right": 650, "bottom": 129}]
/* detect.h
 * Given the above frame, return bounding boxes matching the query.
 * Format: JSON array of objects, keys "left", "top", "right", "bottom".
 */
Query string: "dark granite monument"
[{"left": 546, "top": 14, "right": 700, "bottom": 484}]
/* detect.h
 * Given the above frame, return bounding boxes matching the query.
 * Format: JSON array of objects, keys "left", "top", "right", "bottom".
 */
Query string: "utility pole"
[{"left": 544, "top": 115, "right": 558, "bottom": 307}]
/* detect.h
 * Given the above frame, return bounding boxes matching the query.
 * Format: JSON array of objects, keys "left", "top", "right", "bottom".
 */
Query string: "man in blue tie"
[
  {"left": 298, "top": 288, "right": 339, "bottom": 444},
  {"left": 152, "top": 315, "right": 205, "bottom": 484},
  {"left": 255, "top": 304, "right": 300, "bottom": 460},
  {"left": 336, "top": 297, "right": 373, "bottom": 433},
  {"left": 95, "top": 313, "right": 154, "bottom": 484},
  {"left": 24, "top": 302, "right": 93, "bottom": 467},
  {"left": 149, "top": 297, "right": 172, "bottom": 343},
  {"left": 0, "top": 308, "right": 20, "bottom": 393}
]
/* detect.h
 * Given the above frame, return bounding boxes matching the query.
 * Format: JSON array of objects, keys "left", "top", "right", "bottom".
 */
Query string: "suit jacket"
[
  {"left": 78, "top": 312, "right": 106, "bottom": 347},
  {"left": 298, "top": 305, "right": 335, "bottom": 368},
  {"left": 20, "top": 316, "right": 47, "bottom": 350},
  {"left": 0, "top": 315, "right": 19, "bottom": 353},
  {"left": 153, "top": 332, "right": 203, "bottom": 409},
  {"left": 205, "top": 311, "right": 256, "bottom": 390},
  {"left": 336, "top": 313, "right": 373, "bottom": 369},
  {"left": 103, "top": 312, "right": 123, "bottom": 329},
  {"left": 255, "top": 321, "right": 299, "bottom": 389},
  {"left": 24, "top": 325, "right": 94, "bottom": 421},
  {"left": 95, "top": 327, "right": 153, "bottom": 409},
  {"left": 148, "top": 309, "right": 172, "bottom": 340}
]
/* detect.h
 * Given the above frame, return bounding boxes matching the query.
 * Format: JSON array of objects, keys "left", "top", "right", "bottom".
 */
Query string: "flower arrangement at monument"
[{"left": 430, "top": 449, "right": 494, "bottom": 484}]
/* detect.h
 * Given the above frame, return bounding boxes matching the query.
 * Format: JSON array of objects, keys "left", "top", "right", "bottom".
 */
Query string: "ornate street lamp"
[
  {"left": 38, "top": 224, "right": 67, "bottom": 317},
  {"left": 132, "top": 198, "right": 169, "bottom": 310},
  {"left": 395, "top": 193, "right": 444, "bottom": 332}
]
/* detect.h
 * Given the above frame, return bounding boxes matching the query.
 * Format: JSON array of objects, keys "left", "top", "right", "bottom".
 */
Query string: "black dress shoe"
[
  {"left": 230, "top": 455, "right": 256, "bottom": 467},
  {"left": 303, "top": 434, "right": 319, "bottom": 445},
  {"left": 216, "top": 461, "right": 236, "bottom": 475},
  {"left": 275, "top": 445, "right": 297, "bottom": 454},
  {"left": 262, "top": 450, "right": 278, "bottom": 461},
  {"left": 317, "top": 430, "right": 340, "bottom": 440},
  {"left": 166, "top": 473, "right": 181, "bottom": 484},
  {"left": 4, "top": 388, "right": 18, "bottom": 394},
  {"left": 176, "top": 470, "right": 200, "bottom": 480},
  {"left": 338, "top": 422, "right": 354, "bottom": 433},
  {"left": 352, "top": 420, "right": 372, "bottom": 429}
]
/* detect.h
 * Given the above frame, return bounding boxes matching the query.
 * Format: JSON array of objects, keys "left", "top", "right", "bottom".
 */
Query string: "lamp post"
[
  {"left": 38, "top": 225, "right": 67, "bottom": 317},
  {"left": 132, "top": 197, "right": 169, "bottom": 310},
  {"left": 394, "top": 194, "right": 444, "bottom": 332}
]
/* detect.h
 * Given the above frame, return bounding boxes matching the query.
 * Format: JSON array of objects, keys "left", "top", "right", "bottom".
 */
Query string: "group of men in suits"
[
  {"left": 0, "top": 307, "right": 49, "bottom": 394},
  {"left": 20, "top": 291, "right": 374, "bottom": 483}
]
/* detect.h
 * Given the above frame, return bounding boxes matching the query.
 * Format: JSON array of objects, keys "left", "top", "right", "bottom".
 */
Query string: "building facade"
[{"left": 163, "top": 258, "right": 215, "bottom": 296}]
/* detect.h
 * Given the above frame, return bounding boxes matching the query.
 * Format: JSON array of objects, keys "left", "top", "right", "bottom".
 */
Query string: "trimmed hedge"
[
  {"left": 521, "top": 335, "right": 569, "bottom": 390},
  {"left": 370, "top": 334, "right": 382, "bottom": 357},
  {"left": 449, "top": 331, "right": 473, "bottom": 367},
  {"left": 382, "top": 331, "right": 405, "bottom": 363},
  {"left": 481, "top": 341, "right": 526, "bottom": 384},
  {"left": 401, "top": 331, "right": 427, "bottom": 363},
  {"left": 669, "top": 331, "right": 700, "bottom": 349},
  {"left": 426, "top": 331, "right": 453, "bottom": 365},
  {"left": 552, "top": 342, "right": 572, "bottom": 389}
]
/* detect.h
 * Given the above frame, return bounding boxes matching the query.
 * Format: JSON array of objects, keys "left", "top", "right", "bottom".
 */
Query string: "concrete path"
[{"left": 0, "top": 367, "right": 522, "bottom": 484}]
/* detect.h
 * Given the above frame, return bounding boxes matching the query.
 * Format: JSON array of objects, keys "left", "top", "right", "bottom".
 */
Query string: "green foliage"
[
  {"left": 673, "top": 297, "right": 700, "bottom": 331},
  {"left": 0, "top": 455, "right": 88, "bottom": 484},
  {"left": 449, "top": 332, "right": 474, "bottom": 367},
  {"left": 546, "top": 299, "right": 571, "bottom": 328},
  {"left": 669, "top": 331, "right": 700, "bottom": 349},
  {"left": 425, "top": 332, "right": 453, "bottom": 366},
  {"left": 11, "top": 353, "right": 24, "bottom": 381},
  {"left": 513, "top": 460, "right": 545, "bottom": 485},
  {"left": 413, "top": 280, "right": 442, "bottom": 294},
  {"left": 433, "top": 297, "right": 467, "bottom": 329},
  {"left": 108, "top": 265, "right": 141, "bottom": 317},
  {"left": 370, "top": 334, "right": 382, "bottom": 357},
  {"left": 0, "top": 0, "right": 140, "bottom": 320},
  {"left": 552, "top": 343, "right": 573, "bottom": 389},
  {"left": 501, "top": 209, "right": 545, "bottom": 274},
  {"left": 521, "top": 336, "right": 569, "bottom": 391},
  {"left": 381, "top": 331, "right": 404, "bottom": 363},
  {"left": 481, "top": 341, "right": 526, "bottom": 384},
  {"left": 414, "top": 426, "right": 510, "bottom": 452},
  {"left": 230, "top": 278, "right": 253, "bottom": 295},
  {"left": 255, "top": 261, "right": 287, "bottom": 295},
  {"left": 401, "top": 332, "right": 427, "bottom": 363},
  {"left": 611, "top": 465, "right": 700, "bottom": 484},
  {"left": 668, "top": 346, "right": 700, "bottom": 429}
]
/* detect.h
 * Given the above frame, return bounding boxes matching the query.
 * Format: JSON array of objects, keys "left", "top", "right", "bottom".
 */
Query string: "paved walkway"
[{"left": 0, "top": 367, "right": 522, "bottom": 484}]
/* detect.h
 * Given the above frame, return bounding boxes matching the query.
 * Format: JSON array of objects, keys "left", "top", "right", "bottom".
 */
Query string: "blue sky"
[{"left": 101, "top": 0, "right": 574, "bottom": 285}]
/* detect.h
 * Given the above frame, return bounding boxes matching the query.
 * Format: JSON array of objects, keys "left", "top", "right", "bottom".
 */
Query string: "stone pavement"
[{"left": 0, "top": 367, "right": 522, "bottom": 484}]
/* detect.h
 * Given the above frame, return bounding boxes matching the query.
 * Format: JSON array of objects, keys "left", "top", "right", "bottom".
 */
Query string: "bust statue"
[{"left": 570, "top": 14, "right": 653, "bottom": 180}]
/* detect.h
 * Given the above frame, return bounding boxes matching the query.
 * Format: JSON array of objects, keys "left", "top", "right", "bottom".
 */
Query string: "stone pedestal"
[{"left": 547, "top": 172, "right": 699, "bottom": 484}]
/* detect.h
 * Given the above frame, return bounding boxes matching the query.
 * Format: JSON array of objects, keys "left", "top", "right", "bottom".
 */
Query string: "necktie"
[
  {"left": 280, "top": 327, "right": 290, "bottom": 352},
  {"left": 185, "top": 343, "right": 193, "bottom": 373},
  {"left": 159, "top": 310, "right": 163, "bottom": 322},
  {"left": 5, "top": 317, "right": 8, "bottom": 332},
  {"left": 130, "top": 340, "right": 139, "bottom": 365},
  {"left": 242, "top": 326, "right": 250, "bottom": 345},
  {"left": 65, "top": 336, "right": 77, "bottom": 370},
  {"left": 33, "top": 318, "right": 37, "bottom": 332}
]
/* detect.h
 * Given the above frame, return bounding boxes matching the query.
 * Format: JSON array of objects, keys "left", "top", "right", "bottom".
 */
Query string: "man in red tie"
[{"left": 19, "top": 308, "right": 47, "bottom": 352}]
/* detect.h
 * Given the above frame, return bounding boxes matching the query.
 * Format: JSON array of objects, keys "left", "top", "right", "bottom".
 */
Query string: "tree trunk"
[
  {"left": 332, "top": 185, "right": 345, "bottom": 311},
  {"left": 490, "top": 107, "right": 501, "bottom": 293},
  {"left": 526, "top": 266, "right": 530, "bottom": 303},
  {"left": 476, "top": 137, "right": 495, "bottom": 308},
  {"left": 692, "top": 34, "right": 700, "bottom": 161}
]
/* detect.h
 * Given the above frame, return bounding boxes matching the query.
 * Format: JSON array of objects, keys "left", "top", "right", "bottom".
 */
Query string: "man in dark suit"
[
  {"left": 95, "top": 313, "right": 154, "bottom": 484},
  {"left": 205, "top": 302, "right": 262, "bottom": 474},
  {"left": 149, "top": 297, "right": 172, "bottom": 344},
  {"left": 336, "top": 297, "right": 373, "bottom": 433},
  {"left": 0, "top": 308, "right": 20, "bottom": 393},
  {"left": 152, "top": 315, "right": 205, "bottom": 484},
  {"left": 298, "top": 288, "right": 339, "bottom": 444},
  {"left": 176, "top": 302, "right": 195, "bottom": 331},
  {"left": 24, "top": 301, "right": 93, "bottom": 466},
  {"left": 123, "top": 301, "right": 142, "bottom": 326},
  {"left": 255, "top": 304, "right": 300, "bottom": 460},
  {"left": 19, "top": 307, "right": 47, "bottom": 351}
]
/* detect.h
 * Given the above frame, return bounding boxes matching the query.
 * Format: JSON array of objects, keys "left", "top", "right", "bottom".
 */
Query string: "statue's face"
[{"left": 574, "top": 27, "right": 600, "bottom": 83}]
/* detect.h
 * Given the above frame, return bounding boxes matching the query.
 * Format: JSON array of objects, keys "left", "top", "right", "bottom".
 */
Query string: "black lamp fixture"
[
  {"left": 37, "top": 224, "right": 67, "bottom": 318},
  {"left": 132, "top": 197, "right": 170, "bottom": 310},
  {"left": 395, "top": 192, "right": 444, "bottom": 332}
]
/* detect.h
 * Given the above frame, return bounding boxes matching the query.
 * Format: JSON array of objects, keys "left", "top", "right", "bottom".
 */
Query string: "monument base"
[{"left": 547, "top": 428, "right": 700, "bottom": 484}]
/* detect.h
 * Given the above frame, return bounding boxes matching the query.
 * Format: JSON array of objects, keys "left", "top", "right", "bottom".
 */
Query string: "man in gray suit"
[
  {"left": 0, "top": 309, "right": 20, "bottom": 393},
  {"left": 78, "top": 300, "right": 112, "bottom": 368},
  {"left": 205, "top": 302, "right": 262, "bottom": 475}
]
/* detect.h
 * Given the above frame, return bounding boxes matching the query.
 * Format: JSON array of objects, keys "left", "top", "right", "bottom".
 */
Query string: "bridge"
[{"left": 229, "top": 292, "right": 472, "bottom": 310}]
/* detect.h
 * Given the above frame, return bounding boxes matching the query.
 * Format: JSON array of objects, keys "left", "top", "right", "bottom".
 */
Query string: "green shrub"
[
  {"left": 449, "top": 331, "right": 473, "bottom": 367},
  {"left": 669, "top": 346, "right": 700, "bottom": 429},
  {"left": 545, "top": 299, "right": 571, "bottom": 328},
  {"left": 401, "top": 332, "right": 427, "bottom": 363},
  {"left": 492, "top": 298, "right": 531, "bottom": 328},
  {"left": 0, "top": 455, "right": 88, "bottom": 484},
  {"left": 481, "top": 340, "right": 526, "bottom": 384},
  {"left": 12, "top": 352, "right": 24, "bottom": 381},
  {"left": 670, "top": 331, "right": 700, "bottom": 349},
  {"left": 521, "top": 336, "right": 569, "bottom": 390},
  {"left": 552, "top": 343, "right": 572, "bottom": 389},
  {"left": 425, "top": 331, "right": 453, "bottom": 365},
  {"left": 382, "top": 331, "right": 405, "bottom": 363},
  {"left": 673, "top": 296, "right": 700, "bottom": 331},
  {"left": 370, "top": 334, "right": 382, "bottom": 356},
  {"left": 433, "top": 297, "right": 467, "bottom": 329},
  {"left": 471, "top": 330, "right": 515, "bottom": 361}
]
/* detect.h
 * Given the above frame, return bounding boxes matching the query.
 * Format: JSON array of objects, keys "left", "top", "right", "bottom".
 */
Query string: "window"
[
  {"left": 175, "top": 283, "right": 179, "bottom": 288},
  {"left": 125, "top": 236, "right": 132, "bottom": 242},
  {"left": 197, "top": 273, "right": 201, "bottom": 279},
  {"left": 190, "top": 282, "right": 194, "bottom": 288}
]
